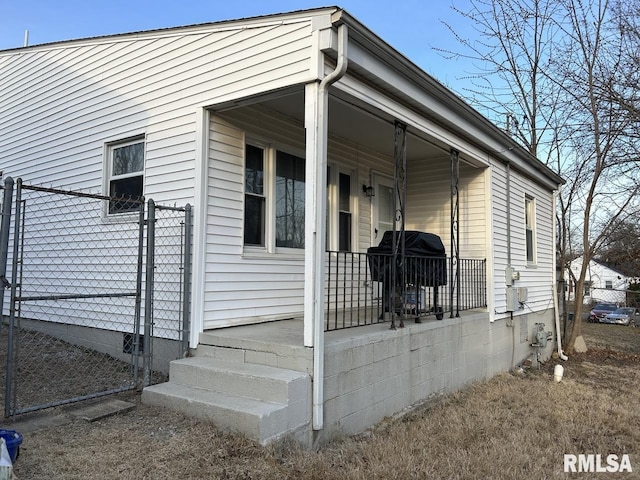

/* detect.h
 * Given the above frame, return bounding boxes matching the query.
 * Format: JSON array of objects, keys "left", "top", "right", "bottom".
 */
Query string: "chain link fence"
[
  {"left": 140, "top": 200, "right": 192, "bottom": 385},
  {"left": 567, "top": 286, "right": 640, "bottom": 309},
  {"left": 0, "top": 178, "right": 191, "bottom": 417}
]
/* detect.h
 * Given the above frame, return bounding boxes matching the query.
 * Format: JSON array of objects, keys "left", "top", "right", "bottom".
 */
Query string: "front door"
[
  {"left": 372, "top": 173, "right": 395, "bottom": 245},
  {"left": 370, "top": 173, "right": 395, "bottom": 309}
]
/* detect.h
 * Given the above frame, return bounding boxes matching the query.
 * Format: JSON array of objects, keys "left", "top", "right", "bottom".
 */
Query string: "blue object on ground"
[{"left": 0, "top": 429, "right": 22, "bottom": 463}]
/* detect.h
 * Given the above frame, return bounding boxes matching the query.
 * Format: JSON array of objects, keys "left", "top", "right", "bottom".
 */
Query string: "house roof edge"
[
  {"left": 331, "top": 9, "right": 564, "bottom": 189},
  {"left": 0, "top": 6, "right": 341, "bottom": 53}
]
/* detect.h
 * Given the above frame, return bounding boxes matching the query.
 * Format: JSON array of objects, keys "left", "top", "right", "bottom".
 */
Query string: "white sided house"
[
  {"left": 567, "top": 256, "right": 634, "bottom": 305},
  {"left": 0, "top": 8, "right": 563, "bottom": 446}
]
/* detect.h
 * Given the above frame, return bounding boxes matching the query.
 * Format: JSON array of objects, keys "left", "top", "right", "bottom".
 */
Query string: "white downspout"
[
  {"left": 312, "top": 24, "right": 348, "bottom": 432},
  {"left": 552, "top": 189, "right": 568, "bottom": 361}
]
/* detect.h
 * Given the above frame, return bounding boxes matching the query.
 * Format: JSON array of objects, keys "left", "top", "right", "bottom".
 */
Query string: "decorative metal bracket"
[
  {"left": 391, "top": 121, "right": 407, "bottom": 329},
  {"left": 450, "top": 148, "right": 460, "bottom": 317}
]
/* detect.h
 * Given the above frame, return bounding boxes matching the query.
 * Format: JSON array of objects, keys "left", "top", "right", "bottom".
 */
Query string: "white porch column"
[
  {"left": 304, "top": 80, "right": 328, "bottom": 432},
  {"left": 190, "top": 106, "right": 209, "bottom": 348},
  {"left": 303, "top": 81, "right": 325, "bottom": 349}
]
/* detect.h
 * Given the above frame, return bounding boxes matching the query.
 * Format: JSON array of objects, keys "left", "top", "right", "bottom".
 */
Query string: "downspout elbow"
[{"left": 320, "top": 24, "right": 348, "bottom": 92}]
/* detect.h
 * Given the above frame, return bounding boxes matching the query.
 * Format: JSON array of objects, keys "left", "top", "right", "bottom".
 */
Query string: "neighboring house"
[
  {"left": 0, "top": 7, "right": 563, "bottom": 446},
  {"left": 567, "top": 256, "right": 634, "bottom": 305}
]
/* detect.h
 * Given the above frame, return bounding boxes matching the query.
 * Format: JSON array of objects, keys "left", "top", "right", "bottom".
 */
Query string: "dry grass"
[{"left": 12, "top": 323, "right": 640, "bottom": 479}]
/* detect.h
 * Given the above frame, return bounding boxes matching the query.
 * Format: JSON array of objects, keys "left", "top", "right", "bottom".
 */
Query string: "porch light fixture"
[{"left": 362, "top": 185, "right": 375, "bottom": 197}]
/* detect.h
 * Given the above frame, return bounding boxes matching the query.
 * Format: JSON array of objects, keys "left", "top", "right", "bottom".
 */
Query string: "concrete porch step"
[
  {"left": 142, "top": 382, "right": 290, "bottom": 445},
  {"left": 168, "top": 357, "right": 309, "bottom": 404},
  {"left": 142, "top": 356, "right": 311, "bottom": 446},
  {"left": 197, "top": 334, "right": 313, "bottom": 374}
]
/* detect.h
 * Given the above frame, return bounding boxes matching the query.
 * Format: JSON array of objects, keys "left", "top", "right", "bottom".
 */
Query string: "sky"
[{"left": 0, "top": 0, "right": 476, "bottom": 95}]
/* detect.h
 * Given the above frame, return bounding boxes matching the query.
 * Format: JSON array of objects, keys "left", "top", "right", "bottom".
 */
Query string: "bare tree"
[
  {"left": 439, "top": 0, "right": 640, "bottom": 352},
  {"left": 609, "top": 0, "right": 640, "bottom": 124},
  {"left": 555, "top": 0, "right": 640, "bottom": 351},
  {"left": 438, "top": 0, "right": 565, "bottom": 158},
  {"left": 597, "top": 218, "right": 640, "bottom": 276}
]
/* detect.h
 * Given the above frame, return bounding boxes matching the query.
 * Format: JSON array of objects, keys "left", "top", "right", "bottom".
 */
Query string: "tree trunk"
[{"left": 566, "top": 255, "right": 592, "bottom": 353}]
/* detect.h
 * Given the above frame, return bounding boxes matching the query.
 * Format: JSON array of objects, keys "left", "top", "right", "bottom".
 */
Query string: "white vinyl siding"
[
  {"left": 0, "top": 19, "right": 316, "bottom": 205},
  {"left": 206, "top": 115, "right": 302, "bottom": 326},
  {"left": 491, "top": 163, "right": 554, "bottom": 316},
  {"left": 405, "top": 156, "right": 487, "bottom": 259}
]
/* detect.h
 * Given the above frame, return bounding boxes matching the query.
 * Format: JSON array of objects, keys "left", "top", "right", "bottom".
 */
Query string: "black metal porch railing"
[{"left": 325, "top": 251, "right": 487, "bottom": 331}]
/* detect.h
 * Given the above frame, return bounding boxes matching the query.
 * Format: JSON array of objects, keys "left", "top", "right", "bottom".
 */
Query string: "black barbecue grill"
[{"left": 367, "top": 231, "right": 447, "bottom": 321}]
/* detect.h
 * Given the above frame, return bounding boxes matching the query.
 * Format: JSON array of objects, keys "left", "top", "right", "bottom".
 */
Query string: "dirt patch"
[
  {"left": 9, "top": 324, "right": 640, "bottom": 479},
  {"left": 0, "top": 327, "right": 165, "bottom": 415}
]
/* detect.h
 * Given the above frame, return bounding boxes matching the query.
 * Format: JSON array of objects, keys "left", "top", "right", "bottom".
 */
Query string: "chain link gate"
[
  {"left": 0, "top": 178, "right": 191, "bottom": 417},
  {"left": 140, "top": 200, "right": 192, "bottom": 386}
]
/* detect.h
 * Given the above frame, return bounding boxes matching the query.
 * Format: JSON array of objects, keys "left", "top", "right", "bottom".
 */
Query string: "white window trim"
[
  {"left": 242, "top": 140, "right": 271, "bottom": 252},
  {"left": 326, "top": 164, "right": 357, "bottom": 252},
  {"left": 525, "top": 195, "right": 537, "bottom": 266},
  {"left": 242, "top": 140, "right": 306, "bottom": 257},
  {"left": 101, "top": 134, "right": 146, "bottom": 220}
]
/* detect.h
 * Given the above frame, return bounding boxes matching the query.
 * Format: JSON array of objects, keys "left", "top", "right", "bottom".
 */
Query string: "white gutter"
[{"left": 312, "top": 23, "right": 348, "bottom": 431}]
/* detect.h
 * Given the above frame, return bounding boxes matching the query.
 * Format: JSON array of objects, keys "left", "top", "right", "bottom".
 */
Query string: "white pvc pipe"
[
  {"left": 312, "top": 24, "right": 348, "bottom": 431},
  {"left": 551, "top": 190, "right": 568, "bottom": 361},
  {"left": 552, "top": 282, "right": 568, "bottom": 361}
]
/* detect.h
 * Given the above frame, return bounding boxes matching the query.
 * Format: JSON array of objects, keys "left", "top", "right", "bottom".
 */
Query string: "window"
[
  {"left": 605, "top": 280, "right": 613, "bottom": 289},
  {"left": 338, "top": 173, "right": 352, "bottom": 251},
  {"left": 107, "top": 138, "right": 144, "bottom": 213},
  {"left": 584, "top": 281, "right": 592, "bottom": 296},
  {"left": 525, "top": 196, "right": 536, "bottom": 263},
  {"left": 243, "top": 143, "right": 305, "bottom": 250},
  {"left": 275, "top": 151, "right": 305, "bottom": 248},
  {"left": 325, "top": 167, "right": 355, "bottom": 252},
  {"left": 244, "top": 145, "right": 265, "bottom": 246}
]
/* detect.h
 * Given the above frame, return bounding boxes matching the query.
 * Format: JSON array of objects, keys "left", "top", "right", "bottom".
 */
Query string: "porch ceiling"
[{"left": 261, "top": 90, "right": 449, "bottom": 163}]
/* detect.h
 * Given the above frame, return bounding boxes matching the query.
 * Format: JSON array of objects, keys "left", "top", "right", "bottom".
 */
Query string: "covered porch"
[
  {"left": 164, "top": 18, "right": 498, "bottom": 446},
  {"left": 203, "top": 83, "right": 491, "bottom": 335},
  {"left": 198, "top": 67, "right": 492, "bottom": 438}
]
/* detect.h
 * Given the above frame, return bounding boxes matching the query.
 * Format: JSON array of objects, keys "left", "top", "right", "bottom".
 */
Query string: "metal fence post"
[
  {"left": 143, "top": 199, "right": 155, "bottom": 387},
  {"left": 5, "top": 179, "right": 21, "bottom": 417},
  {"left": 181, "top": 204, "right": 192, "bottom": 358},
  {"left": 132, "top": 198, "right": 146, "bottom": 386},
  {"left": 0, "top": 177, "right": 14, "bottom": 317}
]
